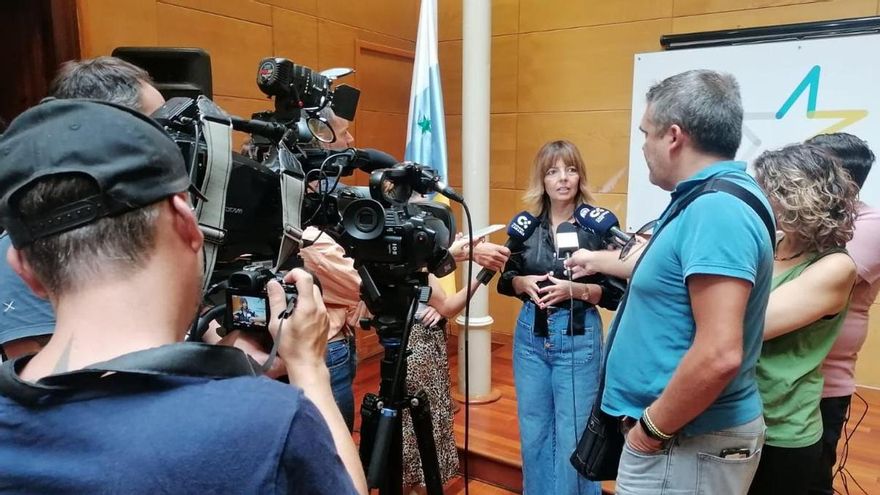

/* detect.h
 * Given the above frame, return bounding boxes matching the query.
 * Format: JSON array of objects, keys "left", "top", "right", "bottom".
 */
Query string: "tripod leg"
[
  {"left": 358, "top": 393, "right": 379, "bottom": 476},
  {"left": 358, "top": 345, "right": 406, "bottom": 495},
  {"left": 410, "top": 389, "right": 444, "bottom": 495}
]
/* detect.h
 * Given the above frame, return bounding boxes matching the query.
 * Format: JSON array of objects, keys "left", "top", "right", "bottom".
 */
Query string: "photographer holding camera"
[{"left": 0, "top": 99, "right": 367, "bottom": 494}]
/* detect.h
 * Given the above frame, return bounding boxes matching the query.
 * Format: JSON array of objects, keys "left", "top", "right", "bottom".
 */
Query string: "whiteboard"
[{"left": 627, "top": 34, "right": 880, "bottom": 231}]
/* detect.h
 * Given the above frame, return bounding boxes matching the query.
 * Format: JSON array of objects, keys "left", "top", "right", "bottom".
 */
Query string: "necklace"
[
  {"left": 775, "top": 251, "right": 804, "bottom": 262},
  {"left": 774, "top": 236, "right": 805, "bottom": 261}
]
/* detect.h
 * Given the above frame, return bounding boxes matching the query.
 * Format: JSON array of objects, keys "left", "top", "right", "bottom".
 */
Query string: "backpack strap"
[
  {"left": 0, "top": 343, "right": 261, "bottom": 406},
  {"left": 706, "top": 178, "right": 776, "bottom": 252}
]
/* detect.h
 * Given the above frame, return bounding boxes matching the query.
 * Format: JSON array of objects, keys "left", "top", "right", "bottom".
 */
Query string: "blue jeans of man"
[
  {"left": 617, "top": 415, "right": 764, "bottom": 495},
  {"left": 513, "top": 301, "right": 602, "bottom": 495},
  {"left": 327, "top": 336, "right": 357, "bottom": 432}
]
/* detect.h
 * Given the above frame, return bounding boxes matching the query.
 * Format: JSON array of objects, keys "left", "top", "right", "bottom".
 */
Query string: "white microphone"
[{"left": 555, "top": 222, "right": 580, "bottom": 260}]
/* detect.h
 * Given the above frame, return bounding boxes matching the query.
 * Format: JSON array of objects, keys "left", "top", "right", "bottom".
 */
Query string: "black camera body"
[{"left": 224, "top": 268, "right": 297, "bottom": 335}]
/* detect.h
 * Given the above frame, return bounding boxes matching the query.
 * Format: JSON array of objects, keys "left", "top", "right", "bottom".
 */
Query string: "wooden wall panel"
[
  {"left": 318, "top": 0, "right": 418, "bottom": 42},
  {"left": 518, "top": 0, "right": 673, "bottom": 32},
  {"left": 515, "top": 111, "right": 631, "bottom": 193},
  {"left": 491, "top": 35, "right": 518, "bottom": 115},
  {"left": 271, "top": 7, "right": 318, "bottom": 68},
  {"left": 317, "top": 20, "right": 357, "bottom": 78},
  {"left": 494, "top": 0, "right": 521, "bottom": 36},
  {"left": 490, "top": 114, "right": 518, "bottom": 190},
  {"left": 212, "top": 95, "right": 272, "bottom": 150},
  {"left": 517, "top": 19, "right": 671, "bottom": 113},
  {"left": 672, "top": 0, "right": 877, "bottom": 33},
  {"left": 256, "top": 0, "right": 316, "bottom": 16},
  {"left": 156, "top": 4, "right": 272, "bottom": 99},
  {"left": 158, "top": 0, "right": 272, "bottom": 25},
  {"left": 438, "top": 0, "right": 462, "bottom": 42},
  {"left": 438, "top": 40, "right": 462, "bottom": 115},
  {"left": 355, "top": 110, "right": 408, "bottom": 162},
  {"left": 77, "top": 0, "right": 157, "bottom": 57},
  {"left": 854, "top": 304, "right": 880, "bottom": 387},
  {"left": 446, "top": 114, "right": 462, "bottom": 188},
  {"left": 675, "top": 0, "right": 842, "bottom": 16},
  {"left": 591, "top": 192, "right": 629, "bottom": 227},
  {"left": 356, "top": 42, "right": 414, "bottom": 114}
]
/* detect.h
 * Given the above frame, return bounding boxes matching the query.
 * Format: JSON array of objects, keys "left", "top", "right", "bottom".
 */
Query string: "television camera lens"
[{"left": 342, "top": 199, "right": 385, "bottom": 241}]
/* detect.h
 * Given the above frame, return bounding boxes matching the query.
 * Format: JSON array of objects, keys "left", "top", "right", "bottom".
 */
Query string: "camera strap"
[
  {"left": 194, "top": 97, "right": 233, "bottom": 292},
  {"left": 0, "top": 343, "right": 261, "bottom": 407},
  {"left": 275, "top": 144, "right": 307, "bottom": 271}
]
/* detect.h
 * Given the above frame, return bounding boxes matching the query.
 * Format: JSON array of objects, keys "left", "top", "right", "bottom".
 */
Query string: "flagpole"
[{"left": 455, "top": 0, "right": 500, "bottom": 404}]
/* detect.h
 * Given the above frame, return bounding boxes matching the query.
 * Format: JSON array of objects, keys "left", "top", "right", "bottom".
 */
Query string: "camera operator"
[
  {"left": 1, "top": 56, "right": 166, "bottom": 361},
  {"left": 0, "top": 99, "right": 366, "bottom": 494},
  {"left": 297, "top": 105, "right": 361, "bottom": 432}
]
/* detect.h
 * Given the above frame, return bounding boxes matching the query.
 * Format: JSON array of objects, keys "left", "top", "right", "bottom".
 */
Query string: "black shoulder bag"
[
  {"left": 570, "top": 177, "right": 776, "bottom": 481},
  {"left": 0, "top": 343, "right": 261, "bottom": 406}
]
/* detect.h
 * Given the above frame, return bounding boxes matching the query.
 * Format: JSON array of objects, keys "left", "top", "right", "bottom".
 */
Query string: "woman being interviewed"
[
  {"left": 749, "top": 144, "right": 858, "bottom": 495},
  {"left": 497, "top": 140, "right": 623, "bottom": 495}
]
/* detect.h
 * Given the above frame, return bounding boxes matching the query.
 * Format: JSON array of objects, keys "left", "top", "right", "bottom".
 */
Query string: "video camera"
[{"left": 133, "top": 51, "right": 457, "bottom": 342}]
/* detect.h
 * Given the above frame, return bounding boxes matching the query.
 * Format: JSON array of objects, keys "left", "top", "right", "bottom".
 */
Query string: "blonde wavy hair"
[
  {"left": 522, "top": 140, "right": 594, "bottom": 215},
  {"left": 754, "top": 143, "right": 858, "bottom": 253}
]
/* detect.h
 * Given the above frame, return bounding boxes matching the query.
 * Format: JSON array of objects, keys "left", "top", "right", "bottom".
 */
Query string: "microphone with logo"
[
  {"left": 573, "top": 204, "right": 629, "bottom": 292},
  {"left": 574, "top": 204, "right": 631, "bottom": 248},
  {"left": 475, "top": 211, "right": 540, "bottom": 285}
]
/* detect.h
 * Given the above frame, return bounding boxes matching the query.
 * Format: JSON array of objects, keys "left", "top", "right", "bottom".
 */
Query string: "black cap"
[{"left": 0, "top": 99, "right": 197, "bottom": 248}]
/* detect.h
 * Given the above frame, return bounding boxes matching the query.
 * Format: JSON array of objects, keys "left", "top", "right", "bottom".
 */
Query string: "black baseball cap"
[{"left": 0, "top": 98, "right": 204, "bottom": 248}]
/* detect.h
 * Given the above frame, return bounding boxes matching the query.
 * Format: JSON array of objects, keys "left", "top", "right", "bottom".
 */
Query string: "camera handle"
[{"left": 358, "top": 280, "right": 444, "bottom": 495}]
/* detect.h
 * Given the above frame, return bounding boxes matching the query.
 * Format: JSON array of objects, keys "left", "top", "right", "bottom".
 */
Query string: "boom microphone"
[
  {"left": 574, "top": 204, "right": 631, "bottom": 247},
  {"left": 345, "top": 147, "right": 399, "bottom": 173},
  {"left": 476, "top": 211, "right": 539, "bottom": 285}
]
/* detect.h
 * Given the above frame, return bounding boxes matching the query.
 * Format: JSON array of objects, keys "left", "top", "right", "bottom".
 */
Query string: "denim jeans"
[
  {"left": 327, "top": 337, "right": 357, "bottom": 432},
  {"left": 513, "top": 301, "right": 602, "bottom": 495},
  {"left": 617, "top": 415, "right": 764, "bottom": 495}
]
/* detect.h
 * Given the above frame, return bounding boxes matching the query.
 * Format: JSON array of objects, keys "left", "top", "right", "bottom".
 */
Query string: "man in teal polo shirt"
[{"left": 566, "top": 70, "right": 774, "bottom": 494}]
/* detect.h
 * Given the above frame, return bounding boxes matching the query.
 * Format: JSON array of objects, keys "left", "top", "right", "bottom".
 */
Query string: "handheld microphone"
[
  {"left": 476, "top": 211, "right": 540, "bottom": 285},
  {"left": 555, "top": 222, "right": 580, "bottom": 260},
  {"left": 573, "top": 204, "right": 629, "bottom": 293},
  {"left": 574, "top": 204, "right": 631, "bottom": 247}
]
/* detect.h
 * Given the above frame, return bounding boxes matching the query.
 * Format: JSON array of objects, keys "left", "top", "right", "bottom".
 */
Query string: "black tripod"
[{"left": 358, "top": 271, "right": 444, "bottom": 495}]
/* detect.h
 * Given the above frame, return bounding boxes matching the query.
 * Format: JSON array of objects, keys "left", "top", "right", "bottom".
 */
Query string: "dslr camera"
[{"left": 224, "top": 267, "right": 298, "bottom": 334}]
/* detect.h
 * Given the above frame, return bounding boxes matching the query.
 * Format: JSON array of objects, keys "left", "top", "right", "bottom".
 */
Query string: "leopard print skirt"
[{"left": 401, "top": 322, "right": 459, "bottom": 486}]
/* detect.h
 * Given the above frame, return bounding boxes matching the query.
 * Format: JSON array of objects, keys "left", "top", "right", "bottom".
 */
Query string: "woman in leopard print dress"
[
  {"left": 400, "top": 315, "right": 458, "bottom": 487},
  {"left": 401, "top": 245, "right": 500, "bottom": 489}
]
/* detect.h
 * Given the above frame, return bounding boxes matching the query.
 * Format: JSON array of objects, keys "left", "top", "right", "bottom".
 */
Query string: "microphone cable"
[
  {"left": 563, "top": 251, "right": 583, "bottom": 494},
  {"left": 460, "top": 199, "right": 475, "bottom": 495}
]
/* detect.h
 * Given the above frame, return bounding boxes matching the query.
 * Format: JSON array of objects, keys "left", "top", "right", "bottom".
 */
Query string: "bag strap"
[
  {"left": 194, "top": 97, "right": 234, "bottom": 293},
  {"left": 0, "top": 343, "right": 261, "bottom": 406},
  {"left": 598, "top": 176, "right": 775, "bottom": 394}
]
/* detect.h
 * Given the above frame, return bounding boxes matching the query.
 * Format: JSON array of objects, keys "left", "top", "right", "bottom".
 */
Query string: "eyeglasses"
[{"left": 619, "top": 219, "right": 656, "bottom": 261}]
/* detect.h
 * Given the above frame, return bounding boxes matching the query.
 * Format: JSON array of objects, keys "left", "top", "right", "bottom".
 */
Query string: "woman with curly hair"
[{"left": 748, "top": 144, "right": 859, "bottom": 495}]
